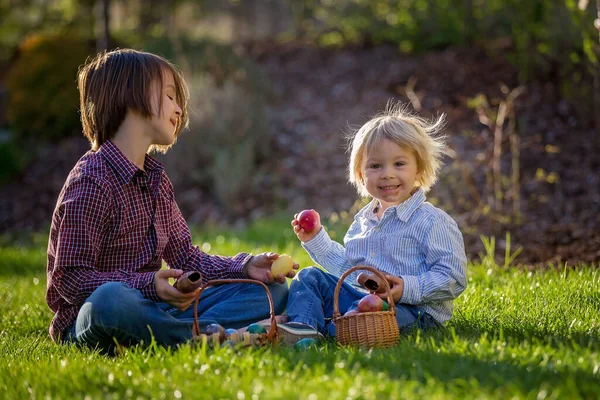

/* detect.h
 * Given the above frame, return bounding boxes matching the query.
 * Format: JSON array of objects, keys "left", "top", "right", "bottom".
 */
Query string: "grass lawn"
[{"left": 0, "top": 218, "right": 598, "bottom": 399}]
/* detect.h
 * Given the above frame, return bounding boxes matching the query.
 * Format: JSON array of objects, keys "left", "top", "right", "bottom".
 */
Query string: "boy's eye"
[
  {"left": 369, "top": 164, "right": 380, "bottom": 169},
  {"left": 395, "top": 162, "right": 405, "bottom": 167}
]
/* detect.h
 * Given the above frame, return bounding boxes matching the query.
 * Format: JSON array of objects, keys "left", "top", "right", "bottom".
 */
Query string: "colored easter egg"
[
  {"left": 382, "top": 300, "right": 389, "bottom": 311},
  {"left": 246, "top": 323, "right": 267, "bottom": 334},
  {"left": 271, "top": 254, "right": 294, "bottom": 277},
  {"left": 225, "top": 328, "right": 240, "bottom": 342},
  {"left": 294, "top": 338, "right": 318, "bottom": 350},
  {"left": 206, "top": 323, "right": 226, "bottom": 342}
]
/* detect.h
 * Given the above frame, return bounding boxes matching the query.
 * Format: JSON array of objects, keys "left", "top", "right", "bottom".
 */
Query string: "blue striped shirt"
[{"left": 302, "top": 188, "right": 467, "bottom": 324}]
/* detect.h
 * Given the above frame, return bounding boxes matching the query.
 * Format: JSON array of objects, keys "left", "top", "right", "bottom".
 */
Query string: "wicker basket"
[
  {"left": 333, "top": 266, "right": 400, "bottom": 348},
  {"left": 192, "top": 279, "right": 279, "bottom": 347}
]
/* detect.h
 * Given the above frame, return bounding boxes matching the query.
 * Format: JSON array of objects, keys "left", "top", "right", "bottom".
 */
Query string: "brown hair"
[{"left": 78, "top": 49, "right": 189, "bottom": 151}]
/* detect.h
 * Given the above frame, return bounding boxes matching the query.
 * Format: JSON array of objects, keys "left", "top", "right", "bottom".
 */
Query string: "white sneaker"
[{"left": 277, "top": 322, "right": 324, "bottom": 346}]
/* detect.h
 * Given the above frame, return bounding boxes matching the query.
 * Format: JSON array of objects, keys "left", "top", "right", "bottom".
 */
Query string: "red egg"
[
  {"left": 357, "top": 294, "right": 384, "bottom": 312},
  {"left": 296, "top": 209, "right": 318, "bottom": 232}
]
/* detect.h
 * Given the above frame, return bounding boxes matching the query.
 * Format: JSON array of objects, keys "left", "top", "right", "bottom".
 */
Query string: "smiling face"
[
  {"left": 360, "top": 138, "right": 422, "bottom": 212},
  {"left": 146, "top": 69, "right": 182, "bottom": 147}
]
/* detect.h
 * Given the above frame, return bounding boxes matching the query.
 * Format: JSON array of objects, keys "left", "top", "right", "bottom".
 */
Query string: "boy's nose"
[{"left": 381, "top": 167, "right": 393, "bottom": 178}]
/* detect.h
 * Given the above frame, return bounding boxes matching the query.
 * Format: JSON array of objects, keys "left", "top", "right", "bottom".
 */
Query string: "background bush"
[
  {"left": 6, "top": 32, "right": 93, "bottom": 142},
  {"left": 295, "top": 0, "right": 599, "bottom": 106},
  {"left": 0, "top": 139, "right": 31, "bottom": 184}
]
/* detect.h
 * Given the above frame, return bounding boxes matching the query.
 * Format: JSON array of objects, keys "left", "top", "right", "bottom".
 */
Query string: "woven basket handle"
[
  {"left": 192, "top": 279, "right": 278, "bottom": 343},
  {"left": 333, "top": 265, "right": 396, "bottom": 319}
]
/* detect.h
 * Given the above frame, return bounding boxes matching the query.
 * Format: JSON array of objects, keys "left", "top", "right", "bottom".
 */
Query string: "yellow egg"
[{"left": 271, "top": 254, "right": 294, "bottom": 277}]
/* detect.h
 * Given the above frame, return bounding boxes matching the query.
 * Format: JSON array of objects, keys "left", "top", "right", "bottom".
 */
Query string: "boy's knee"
[
  {"left": 89, "top": 282, "right": 133, "bottom": 303},
  {"left": 294, "top": 266, "right": 325, "bottom": 283},
  {"left": 83, "top": 282, "right": 141, "bottom": 324},
  {"left": 291, "top": 267, "right": 330, "bottom": 292}
]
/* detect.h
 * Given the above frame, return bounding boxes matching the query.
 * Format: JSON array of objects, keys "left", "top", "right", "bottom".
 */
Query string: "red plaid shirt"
[{"left": 46, "top": 140, "right": 250, "bottom": 342}]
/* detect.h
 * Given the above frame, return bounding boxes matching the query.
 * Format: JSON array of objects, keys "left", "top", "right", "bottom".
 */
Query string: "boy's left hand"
[
  {"left": 244, "top": 252, "right": 299, "bottom": 284},
  {"left": 378, "top": 274, "right": 404, "bottom": 304}
]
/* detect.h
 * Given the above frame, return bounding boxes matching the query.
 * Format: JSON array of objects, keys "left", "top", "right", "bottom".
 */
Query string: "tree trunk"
[
  {"left": 464, "top": 0, "right": 475, "bottom": 43},
  {"left": 595, "top": 0, "right": 600, "bottom": 133},
  {"left": 96, "top": 0, "right": 110, "bottom": 52}
]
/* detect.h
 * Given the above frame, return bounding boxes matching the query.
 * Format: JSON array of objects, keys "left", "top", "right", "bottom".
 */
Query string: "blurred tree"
[
  {"left": 6, "top": 33, "right": 94, "bottom": 141},
  {"left": 289, "top": 0, "right": 599, "bottom": 122},
  {"left": 463, "top": 0, "right": 475, "bottom": 44},
  {"left": 594, "top": 0, "right": 600, "bottom": 130},
  {"left": 0, "top": 0, "right": 96, "bottom": 63},
  {"left": 96, "top": 0, "right": 110, "bottom": 51}
]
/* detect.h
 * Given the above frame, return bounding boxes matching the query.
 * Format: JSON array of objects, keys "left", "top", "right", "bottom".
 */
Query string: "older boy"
[{"left": 46, "top": 49, "right": 293, "bottom": 354}]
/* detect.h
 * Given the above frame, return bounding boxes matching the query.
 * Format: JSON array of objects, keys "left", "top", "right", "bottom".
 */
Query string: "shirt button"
[
  {"left": 370, "top": 252, "right": 376, "bottom": 257},
  {"left": 374, "top": 227, "right": 380, "bottom": 231}
]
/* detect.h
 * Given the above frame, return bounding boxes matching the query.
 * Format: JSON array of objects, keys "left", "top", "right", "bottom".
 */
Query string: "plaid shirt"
[{"left": 46, "top": 140, "right": 250, "bottom": 342}]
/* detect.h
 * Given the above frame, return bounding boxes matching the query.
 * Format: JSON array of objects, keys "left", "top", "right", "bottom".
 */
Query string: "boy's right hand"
[
  {"left": 154, "top": 269, "right": 198, "bottom": 311},
  {"left": 291, "top": 210, "right": 322, "bottom": 243}
]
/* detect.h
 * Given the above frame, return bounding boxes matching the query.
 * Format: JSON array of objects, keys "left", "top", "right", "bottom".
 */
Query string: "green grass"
[{"left": 0, "top": 219, "right": 598, "bottom": 399}]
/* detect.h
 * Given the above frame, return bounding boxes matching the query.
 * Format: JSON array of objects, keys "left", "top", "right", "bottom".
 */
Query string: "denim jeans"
[
  {"left": 63, "top": 281, "right": 288, "bottom": 354},
  {"left": 286, "top": 267, "right": 439, "bottom": 337}
]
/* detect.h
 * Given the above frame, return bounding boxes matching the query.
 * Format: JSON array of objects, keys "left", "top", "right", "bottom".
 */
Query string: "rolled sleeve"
[
  {"left": 185, "top": 246, "right": 252, "bottom": 282},
  {"left": 399, "top": 274, "right": 421, "bottom": 304},
  {"left": 225, "top": 252, "right": 253, "bottom": 279},
  {"left": 135, "top": 272, "right": 161, "bottom": 302}
]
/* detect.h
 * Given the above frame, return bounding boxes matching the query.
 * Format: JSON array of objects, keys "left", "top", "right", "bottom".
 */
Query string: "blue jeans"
[
  {"left": 63, "top": 281, "right": 288, "bottom": 354},
  {"left": 287, "top": 267, "right": 439, "bottom": 337}
]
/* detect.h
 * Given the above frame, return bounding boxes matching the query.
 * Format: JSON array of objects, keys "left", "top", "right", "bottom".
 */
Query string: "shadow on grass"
[
  {"left": 274, "top": 338, "right": 597, "bottom": 398},
  {"left": 449, "top": 320, "right": 600, "bottom": 351},
  {"left": 28, "top": 323, "right": 596, "bottom": 398}
]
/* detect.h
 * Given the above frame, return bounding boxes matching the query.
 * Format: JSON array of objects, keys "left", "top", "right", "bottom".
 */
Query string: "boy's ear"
[{"left": 415, "top": 170, "right": 423, "bottom": 185}]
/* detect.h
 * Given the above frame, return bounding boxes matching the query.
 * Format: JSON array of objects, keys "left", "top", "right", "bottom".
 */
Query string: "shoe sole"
[{"left": 276, "top": 324, "right": 324, "bottom": 346}]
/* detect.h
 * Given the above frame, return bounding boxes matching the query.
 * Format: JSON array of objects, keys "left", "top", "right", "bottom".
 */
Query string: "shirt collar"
[
  {"left": 362, "top": 188, "right": 426, "bottom": 222},
  {"left": 98, "top": 140, "right": 163, "bottom": 184}
]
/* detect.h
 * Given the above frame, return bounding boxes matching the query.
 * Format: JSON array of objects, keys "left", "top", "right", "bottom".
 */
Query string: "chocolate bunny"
[{"left": 173, "top": 271, "right": 203, "bottom": 293}]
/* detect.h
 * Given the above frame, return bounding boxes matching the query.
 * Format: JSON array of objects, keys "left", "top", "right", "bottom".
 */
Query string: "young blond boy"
[{"left": 282, "top": 104, "right": 467, "bottom": 340}]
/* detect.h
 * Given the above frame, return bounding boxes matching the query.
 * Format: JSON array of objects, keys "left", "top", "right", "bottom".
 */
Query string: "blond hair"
[{"left": 348, "top": 102, "right": 446, "bottom": 197}]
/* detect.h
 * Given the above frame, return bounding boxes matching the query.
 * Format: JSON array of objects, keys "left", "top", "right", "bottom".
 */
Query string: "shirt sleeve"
[
  {"left": 399, "top": 213, "right": 468, "bottom": 305},
  {"left": 302, "top": 226, "right": 352, "bottom": 278},
  {"left": 162, "top": 198, "right": 250, "bottom": 281},
  {"left": 49, "top": 176, "right": 158, "bottom": 306}
]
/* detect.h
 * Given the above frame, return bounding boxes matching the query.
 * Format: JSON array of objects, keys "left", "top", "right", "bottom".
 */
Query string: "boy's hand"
[
  {"left": 291, "top": 210, "right": 322, "bottom": 242},
  {"left": 244, "top": 252, "right": 299, "bottom": 284},
  {"left": 378, "top": 274, "right": 404, "bottom": 304},
  {"left": 154, "top": 269, "right": 198, "bottom": 311}
]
